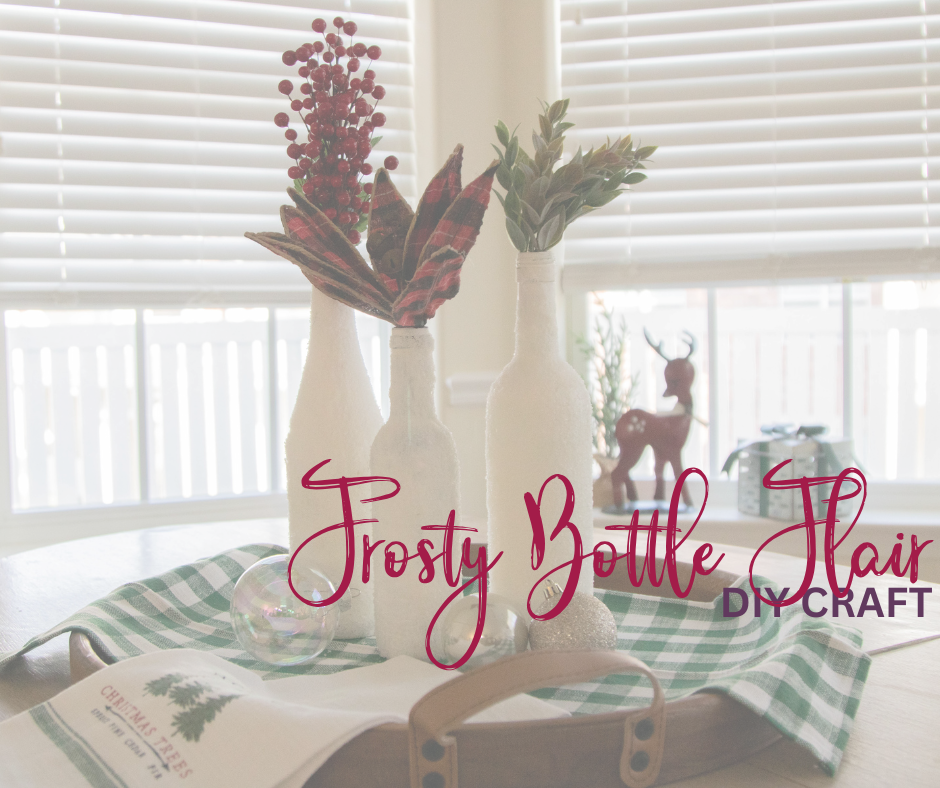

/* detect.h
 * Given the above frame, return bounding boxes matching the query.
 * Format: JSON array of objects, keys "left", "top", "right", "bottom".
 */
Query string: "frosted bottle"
[
  {"left": 486, "top": 251, "right": 595, "bottom": 614},
  {"left": 371, "top": 327, "right": 460, "bottom": 660},
  {"left": 286, "top": 287, "right": 383, "bottom": 639}
]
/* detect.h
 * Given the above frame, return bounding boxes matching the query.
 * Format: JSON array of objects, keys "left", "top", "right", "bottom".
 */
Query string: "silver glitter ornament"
[
  {"left": 437, "top": 592, "right": 529, "bottom": 669},
  {"left": 528, "top": 580, "right": 617, "bottom": 651}
]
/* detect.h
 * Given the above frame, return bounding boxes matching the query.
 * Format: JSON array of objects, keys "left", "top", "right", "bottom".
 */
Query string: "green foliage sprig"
[
  {"left": 492, "top": 99, "right": 656, "bottom": 252},
  {"left": 577, "top": 303, "right": 638, "bottom": 458}
]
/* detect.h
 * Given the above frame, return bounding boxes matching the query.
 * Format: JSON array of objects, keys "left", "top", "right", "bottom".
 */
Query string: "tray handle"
[{"left": 408, "top": 649, "right": 665, "bottom": 788}]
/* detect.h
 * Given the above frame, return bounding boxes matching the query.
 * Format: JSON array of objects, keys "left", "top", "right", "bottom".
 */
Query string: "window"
[
  {"left": 0, "top": 1, "right": 414, "bottom": 533},
  {"left": 562, "top": 1, "right": 939, "bottom": 493}
]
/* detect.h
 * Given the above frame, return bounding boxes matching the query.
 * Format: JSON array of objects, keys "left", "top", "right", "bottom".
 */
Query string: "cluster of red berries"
[{"left": 274, "top": 16, "right": 399, "bottom": 245}]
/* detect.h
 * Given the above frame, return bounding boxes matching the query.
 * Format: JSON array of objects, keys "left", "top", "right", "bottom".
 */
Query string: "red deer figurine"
[{"left": 610, "top": 329, "right": 697, "bottom": 510}]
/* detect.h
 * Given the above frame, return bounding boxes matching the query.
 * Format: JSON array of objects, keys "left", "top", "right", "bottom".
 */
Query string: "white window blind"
[
  {"left": 559, "top": 0, "right": 940, "bottom": 291},
  {"left": 0, "top": 0, "right": 416, "bottom": 305}
]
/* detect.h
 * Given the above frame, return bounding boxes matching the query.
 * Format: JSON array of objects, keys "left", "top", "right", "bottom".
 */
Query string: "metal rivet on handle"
[
  {"left": 635, "top": 718, "right": 654, "bottom": 741},
  {"left": 630, "top": 751, "right": 650, "bottom": 772},
  {"left": 422, "top": 771, "right": 445, "bottom": 788},
  {"left": 422, "top": 739, "right": 445, "bottom": 762}
]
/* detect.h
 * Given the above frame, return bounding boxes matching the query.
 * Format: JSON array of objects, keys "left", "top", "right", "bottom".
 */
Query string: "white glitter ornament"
[
  {"left": 436, "top": 592, "right": 528, "bottom": 669},
  {"left": 528, "top": 580, "right": 617, "bottom": 651}
]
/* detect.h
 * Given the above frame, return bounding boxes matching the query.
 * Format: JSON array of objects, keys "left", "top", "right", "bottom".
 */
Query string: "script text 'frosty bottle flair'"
[
  {"left": 286, "top": 287, "right": 383, "bottom": 639},
  {"left": 371, "top": 327, "right": 460, "bottom": 660},
  {"left": 486, "top": 251, "right": 595, "bottom": 615}
]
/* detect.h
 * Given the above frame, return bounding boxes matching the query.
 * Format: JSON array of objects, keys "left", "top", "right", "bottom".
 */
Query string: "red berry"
[
  {"left": 372, "top": 85, "right": 386, "bottom": 100},
  {"left": 333, "top": 74, "right": 348, "bottom": 89},
  {"left": 335, "top": 45, "right": 346, "bottom": 57},
  {"left": 340, "top": 211, "right": 356, "bottom": 224},
  {"left": 343, "top": 21, "right": 357, "bottom": 36},
  {"left": 350, "top": 77, "right": 362, "bottom": 90},
  {"left": 300, "top": 83, "right": 312, "bottom": 94},
  {"left": 305, "top": 140, "right": 321, "bottom": 155},
  {"left": 358, "top": 140, "right": 372, "bottom": 156},
  {"left": 347, "top": 57, "right": 360, "bottom": 73},
  {"left": 299, "top": 158, "right": 312, "bottom": 170},
  {"left": 312, "top": 174, "right": 325, "bottom": 187},
  {"left": 353, "top": 43, "right": 367, "bottom": 58},
  {"left": 360, "top": 78, "right": 374, "bottom": 94},
  {"left": 315, "top": 90, "right": 329, "bottom": 103},
  {"left": 333, "top": 16, "right": 344, "bottom": 28},
  {"left": 313, "top": 40, "right": 324, "bottom": 53},
  {"left": 296, "top": 47, "right": 310, "bottom": 63},
  {"left": 304, "top": 112, "right": 315, "bottom": 125},
  {"left": 274, "top": 112, "right": 290, "bottom": 127},
  {"left": 325, "top": 32, "right": 337, "bottom": 46},
  {"left": 278, "top": 79, "right": 293, "bottom": 95},
  {"left": 323, "top": 51, "right": 334, "bottom": 63},
  {"left": 361, "top": 163, "right": 373, "bottom": 176},
  {"left": 303, "top": 180, "right": 315, "bottom": 195},
  {"left": 325, "top": 207, "right": 338, "bottom": 220},
  {"left": 346, "top": 112, "right": 358, "bottom": 124},
  {"left": 298, "top": 66, "right": 310, "bottom": 78},
  {"left": 361, "top": 199, "right": 371, "bottom": 212},
  {"left": 288, "top": 165, "right": 303, "bottom": 178},
  {"left": 372, "top": 112, "right": 386, "bottom": 127},
  {"left": 367, "top": 45, "right": 381, "bottom": 60},
  {"left": 302, "top": 97, "right": 314, "bottom": 109},
  {"left": 321, "top": 123, "right": 334, "bottom": 137},
  {"left": 289, "top": 99, "right": 301, "bottom": 111},
  {"left": 360, "top": 122, "right": 374, "bottom": 135},
  {"left": 282, "top": 50, "right": 297, "bottom": 66},
  {"left": 364, "top": 69, "right": 376, "bottom": 79},
  {"left": 337, "top": 191, "right": 351, "bottom": 205},
  {"left": 335, "top": 126, "right": 348, "bottom": 139},
  {"left": 312, "top": 18, "right": 327, "bottom": 33},
  {"left": 337, "top": 160, "right": 350, "bottom": 173},
  {"left": 330, "top": 174, "right": 343, "bottom": 187},
  {"left": 285, "top": 129, "right": 297, "bottom": 140},
  {"left": 363, "top": 184, "right": 373, "bottom": 195},
  {"left": 346, "top": 174, "right": 358, "bottom": 187},
  {"left": 316, "top": 188, "right": 330, "bottom": 202},
  {"left": 352, "top": 197, "right": 362, "bottom": 210},
  {"left": 347, "top": 229, "right": 361, "bottom": 244},
  {"left": 287, "top": 143, "right": 302, "bottom": 158},
  {"left": 384, "top": 155, "right": 399, "bottom": 170}
]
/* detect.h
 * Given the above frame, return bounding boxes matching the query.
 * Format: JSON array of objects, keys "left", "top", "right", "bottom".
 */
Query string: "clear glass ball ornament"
[
  {"left": 436, "top": 592, "right": 528, "bottom": 670},
  {"left": 230, "top": 555, "right": 339, "bottom": 666}
]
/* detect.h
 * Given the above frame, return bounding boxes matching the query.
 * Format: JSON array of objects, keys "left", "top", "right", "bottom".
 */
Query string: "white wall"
[{"left": 417, "top": 0, "right": 560, "bottom": 529}]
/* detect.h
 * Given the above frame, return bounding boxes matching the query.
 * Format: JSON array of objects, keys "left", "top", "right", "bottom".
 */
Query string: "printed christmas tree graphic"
[{"left": 144, "top": 673, "right": 239, "bottom": 743}]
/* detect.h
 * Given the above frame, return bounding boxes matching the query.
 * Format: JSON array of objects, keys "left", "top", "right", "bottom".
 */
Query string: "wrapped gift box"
[{"left": 724, "top": 425, "right": 859, "bottom": 521}]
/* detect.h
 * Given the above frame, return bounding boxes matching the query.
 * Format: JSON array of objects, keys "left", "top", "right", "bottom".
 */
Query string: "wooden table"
[{"left": 1, "top": 519, "right": 938, "bottom": 787}]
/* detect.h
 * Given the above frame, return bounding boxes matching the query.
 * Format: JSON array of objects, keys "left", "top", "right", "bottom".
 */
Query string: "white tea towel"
[{"left": 0, "top": 650, "right": 568, "bottom": 788}]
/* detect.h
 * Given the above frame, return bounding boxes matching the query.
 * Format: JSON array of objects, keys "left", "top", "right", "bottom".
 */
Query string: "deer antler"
[
  {"left": 644, "top": 327, "right": 670, "bottom": 360},
  {"left": 681, "top": 330, "right": 697, "bottom": 359}
]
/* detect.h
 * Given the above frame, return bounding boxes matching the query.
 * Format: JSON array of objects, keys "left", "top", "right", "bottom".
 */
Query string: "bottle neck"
[
  {"left": 514, "top": 252, "right": 560, "bottom": 360},
  {"left": 388, "top": 327, "right": 436, "bottom": 420}
]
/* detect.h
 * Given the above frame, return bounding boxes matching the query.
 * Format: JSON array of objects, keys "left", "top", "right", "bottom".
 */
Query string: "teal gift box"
[{"left": 723, "top": 425, "right": 858, "bottom": 521}]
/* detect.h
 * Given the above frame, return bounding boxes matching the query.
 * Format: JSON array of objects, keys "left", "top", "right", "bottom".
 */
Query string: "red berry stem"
[{"left": 274, "top": 16, "right": 395, "bottom": 244}]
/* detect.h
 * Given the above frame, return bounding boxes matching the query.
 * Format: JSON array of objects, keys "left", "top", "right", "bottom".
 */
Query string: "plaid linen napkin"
[{"left": 0, "top": 543, "right": 869, "bottom": 774}]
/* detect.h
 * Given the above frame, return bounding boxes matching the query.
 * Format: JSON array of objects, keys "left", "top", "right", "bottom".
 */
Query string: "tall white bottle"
[
  {"left": 486, "top": 251, "right": 595, "bottom": 615},
  {"left": 371, "top": 327, "right": 460, "bottom": 660},
  {"left": 286, "top": 286, "right": 383, "bottom": 639}
]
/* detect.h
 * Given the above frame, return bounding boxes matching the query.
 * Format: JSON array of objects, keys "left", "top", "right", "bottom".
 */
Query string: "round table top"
[{"left": 1, "top": 519, "right": 938, "bottom": 787}]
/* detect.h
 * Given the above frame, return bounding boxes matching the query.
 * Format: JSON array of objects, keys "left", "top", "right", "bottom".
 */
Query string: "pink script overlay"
[{"left": 287, "top": 459, "right": 933, "bottom": 668}]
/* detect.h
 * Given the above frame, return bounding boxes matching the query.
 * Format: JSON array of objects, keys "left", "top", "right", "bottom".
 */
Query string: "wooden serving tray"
[{"left": 70, "top": 559, "right": 781, "bottom": 788}]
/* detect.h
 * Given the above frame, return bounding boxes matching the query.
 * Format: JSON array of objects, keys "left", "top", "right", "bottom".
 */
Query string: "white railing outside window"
[{"left": 4, "top": 307, "right": 387, "bottom": 514}]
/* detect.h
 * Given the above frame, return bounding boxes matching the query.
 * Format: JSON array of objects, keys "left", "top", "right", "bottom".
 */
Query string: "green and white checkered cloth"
[{"left": 0, "top": 543, "right": 869, "bottom": 775}]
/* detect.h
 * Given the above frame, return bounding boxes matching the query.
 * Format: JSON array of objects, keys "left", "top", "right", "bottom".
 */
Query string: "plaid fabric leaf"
[
  {"left": 0, "top": 546, "right": 868, "bottom": 775},
  {"left": 365, "top": 170, "right": 415, "bottom": 295},
  {"left": 419, "top": 161, "right": 499, "bottom": 264},
  {"left": 245, "top": 232, "right": 394, "bottom": 322},
  {"left": 392, "top": 247, "right": 465, "bottom": 326},
  {"left": 401, "top": 145, "right": 464, "bottom": 283},
  {"left": 279, "top": 202, "right": 390, "bottom": 302}
]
